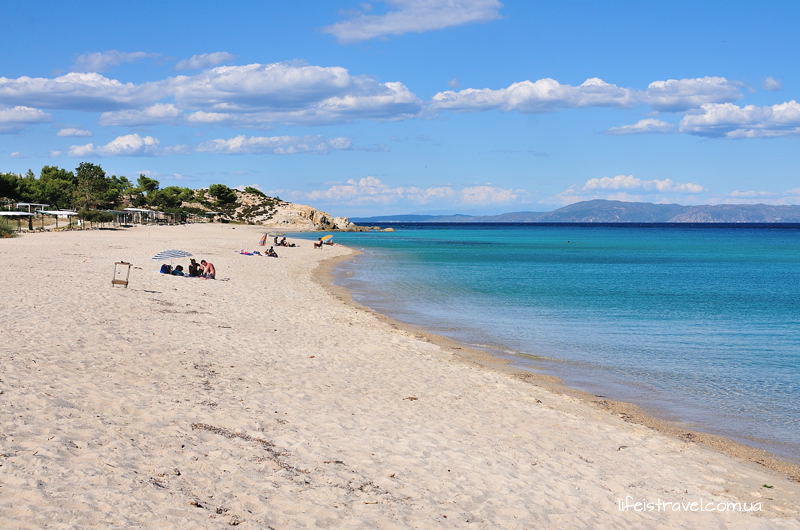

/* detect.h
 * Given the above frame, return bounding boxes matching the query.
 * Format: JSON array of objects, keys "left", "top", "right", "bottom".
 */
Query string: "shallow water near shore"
[{"left": 296, "top": 224, "right": 800, "bottom": 461}]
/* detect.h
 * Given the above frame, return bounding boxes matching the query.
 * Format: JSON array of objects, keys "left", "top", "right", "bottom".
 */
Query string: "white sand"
[{"left": 1, "top": 223, "right": 798, "bottom": 529}]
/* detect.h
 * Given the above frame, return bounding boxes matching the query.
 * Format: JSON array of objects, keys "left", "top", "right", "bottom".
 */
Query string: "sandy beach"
[{"left": 1, "top": 223, "right": 798, "bottom": 529}]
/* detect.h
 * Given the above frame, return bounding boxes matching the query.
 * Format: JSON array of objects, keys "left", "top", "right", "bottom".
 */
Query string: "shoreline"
[{"left": 313, "top": 246, "right": 800, "bottom": 483}]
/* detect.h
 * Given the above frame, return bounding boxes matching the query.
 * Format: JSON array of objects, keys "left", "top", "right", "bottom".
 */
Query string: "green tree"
[
  {"left": 243, "top": 186, "right": 266, "bottom": 197},
  {"left": 75, "top": 162, "right": 110, "bottom": 209},
  {"left": 37, "top": 166, "right": 77, "bottom": 209},
  {"left": 15, "top": 170, "right": 38, "bottom": 203},
  {"left": 137, "top": 174, "right": 160, "bottom": 194},
  {"left": 0, "top": 172, "right": 20, "bottom": 201},
  {"left": 207, "top": 184, "right": 237, "bottom": 205}
]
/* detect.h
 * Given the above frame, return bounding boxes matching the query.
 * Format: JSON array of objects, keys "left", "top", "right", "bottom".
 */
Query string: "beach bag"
[
  {"left": 259, "top": 233, "right": 267, "bottom": 246},
  {"left": 160, "top": 264, "right": 172, "bottom": 274}
]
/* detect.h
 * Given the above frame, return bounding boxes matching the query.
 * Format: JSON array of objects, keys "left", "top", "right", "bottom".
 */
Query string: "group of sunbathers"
[
  {"left": 159, "top": 258, "right": 215, "bottom": 279},
  {"left": 274, "top": 236, "right": 297, "bottom": 247}
]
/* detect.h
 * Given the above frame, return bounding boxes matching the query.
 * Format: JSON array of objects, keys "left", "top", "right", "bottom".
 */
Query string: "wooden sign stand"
[{"left": 112, "top": 261, "right": 132, "bottom": 288}]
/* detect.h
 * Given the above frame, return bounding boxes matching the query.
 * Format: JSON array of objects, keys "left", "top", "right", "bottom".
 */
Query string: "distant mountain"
[{"left": 351, "top": 200, "right": 800, "bottom": 224}]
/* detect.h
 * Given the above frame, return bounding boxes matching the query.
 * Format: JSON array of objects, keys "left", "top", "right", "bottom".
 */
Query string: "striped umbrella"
[{"left": 152, "top": 249, "right": 193, "bottom": 261}]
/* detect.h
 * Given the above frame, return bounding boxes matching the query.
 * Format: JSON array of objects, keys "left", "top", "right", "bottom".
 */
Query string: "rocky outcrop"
[
  {"left": 191, "top": 189, "right": 367, "bottom": 231},
  {"left": 255, "top": 201, "right": 367, "bottom": 231}
]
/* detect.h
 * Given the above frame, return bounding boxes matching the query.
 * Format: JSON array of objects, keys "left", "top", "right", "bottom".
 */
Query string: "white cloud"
[
  {"left": 432, "top": 76, "right": 742, "bottom": 115},
  {"left": 605, "top": 118, "right": 674, "bottom": 135},
  {"left": 460, "top": 185, "right": 518, "bottom": 204},
  {"left": 679, "top": 100, "right": 800, "bottom": 138},
  {"left": 554, "top": 175, "right": 705, "bottom": 206},
  {"left": 0, "top": 63, "right": 422, "bottom": 124},
  {"left": 0, "top": 105, "right": 51, "bottom": 133},
  {"left": 9, "top": 151, "right": 23, "bottom": 158},
  {"left": 187, "top": 111, "right": 231, "bottom": 123},
  {"left": 99, "top": 103, "right": 181, "bottom": 126},
  {"left": 729, "top": 189, "right": 774, "bottom": 198},
  {"left": 197, "top": 135, "right": 353, "bottom": 154},
  {"left": 582, "top": 174, "right": 704, "bottom": 193},
  {"left": 175, "top": 51, "right": 235, "bottom": 70},
  {"left": 323, "top": 0, "right": 502, "bottom": 43},
  {"left": 74, "top": 50, "right": 158, "bottom": 72},
  {"left": 307, "top": 175, "right": 518, "bottom": 205},
  {"left": 432, "top": 77, "right": 633, "bottom": 113},
  {"left": 68, "top": 133, "right": 160, "bottom": 157},
  {"left": 167, "top": 63, "right": 423, "bottom": 125},
  {"left": 643, "top": 77, "right": 742, "bottom": 111},
  {"left": 763, "top": 76, "right": 782, "bottom": 91},
  {"left": 57, "top": 127, "right": 92, "bottom": 137},
  {"left": 0, "top": 72, "right": 161, "bottom": 110}
]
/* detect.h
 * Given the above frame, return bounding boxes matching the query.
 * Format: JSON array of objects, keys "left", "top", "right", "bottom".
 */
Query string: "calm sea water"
[{"left": 295, "top": 224, "right": 800, "bottom": 460}]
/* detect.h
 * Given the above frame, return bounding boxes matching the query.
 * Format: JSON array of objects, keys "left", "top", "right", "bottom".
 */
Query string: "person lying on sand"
[
  {"left": 171, "top": 265, "right": 185, "bottom": 276},
  {"left": 200, "top": 260, "right": 216, "bottom": 279}
]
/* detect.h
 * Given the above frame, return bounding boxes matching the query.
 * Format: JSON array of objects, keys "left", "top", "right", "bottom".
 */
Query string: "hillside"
[{"left": 352, "top": 200, "right": 800, "bottom": 224}]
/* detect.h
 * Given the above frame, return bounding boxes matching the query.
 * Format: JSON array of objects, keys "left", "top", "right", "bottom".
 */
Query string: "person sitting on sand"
[
  {"left": 188, "top": 259, "right": 201, "bottom": 277},
  {"left": 200, "top": 260, "right": 216, "bottom": 279},
  {"left": 267, "top": 246, "right": 278, "bottom": 257},
  {"left": 171, "top": 265, "right": 185, "bottom": 276},
  {"left": 314, "top": 237, "right": 323, "bottom": 249}
]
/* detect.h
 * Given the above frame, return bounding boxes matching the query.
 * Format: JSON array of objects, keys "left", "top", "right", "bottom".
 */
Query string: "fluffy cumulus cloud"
[
  {"left": 165, "top": 64, "right": 422, "bottom": 125},
  {"left": 582, "top": 174, "right": 704, "bottom": 193},
  {"left": 643, "top": 77, "right": 742, "bottom": 111},
  {"left": 175, "top": 51, "right": 235, "bottom": 70},
  {"left": 555, "top": 174, "right": 705, "bottom": 205},
  {"left": 307, "top": 175, "right": 519, "bottom": 205},
  {"left": 197, "top": 135, "right": 352, "bottom": 155},
  {"left": 0, "top": 72, "right": 161, "bottom": 111},
  {"left": 74, "top": 50, "right": 159, "bottom": 72},
  {"left": 68, "top": 133, "right": 160, "bottom": 157},
  {"left": 605, "top": 118, "right": 674, "bottom": 135},
  {"left": 433, "top": 76, "right": 743, "bottom": 114},
  {"left": 57, "top": 127, "right": 92, "bottom": 137},
  {"left": 0, "top": 62, "right": 422, "bottom": 125},
  {"left": 99, "top": 103, "right": 181, "bottom": 126},
  {"left": 679, "top": 100, "right": 800, "bottom": 138},
  {"left": 0, "top": 105, "right": 51, "bottom": 133},
  {"left": 432, "top": 77, "right": 633, "bottom": 113},
  {"left": 323, "top": 0, "right": 502, "bottom": 43}
]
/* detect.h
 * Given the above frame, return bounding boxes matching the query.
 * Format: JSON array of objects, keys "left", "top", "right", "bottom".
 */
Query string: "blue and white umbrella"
[{"left": 152, "top": 249, "right": 193, "bottom": 261}]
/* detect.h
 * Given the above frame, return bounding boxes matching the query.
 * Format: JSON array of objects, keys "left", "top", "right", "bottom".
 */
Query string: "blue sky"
[{"left": 2, "top": 0, "right": 799, "bottom": 216}]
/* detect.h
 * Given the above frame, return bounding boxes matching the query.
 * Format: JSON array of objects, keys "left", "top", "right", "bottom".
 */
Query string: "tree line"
[{"left": 0, "top": 163, "right": 241, "bottom": 222}]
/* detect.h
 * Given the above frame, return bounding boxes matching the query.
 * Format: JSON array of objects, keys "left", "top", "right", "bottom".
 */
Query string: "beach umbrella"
[
  {"left": 320, "top": 234, "right": 333, "bottom": 242},
  {"left": 268, "top": 232, "right": 286, "bottom": 237},
  {"left": 152, "top": 249, "right": 193, "bottom": 261}
]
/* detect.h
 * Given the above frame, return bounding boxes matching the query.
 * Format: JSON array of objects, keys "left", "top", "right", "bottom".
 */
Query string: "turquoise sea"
[{"left": 296, "top": 224, "right": 800, "bottom": 460}]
